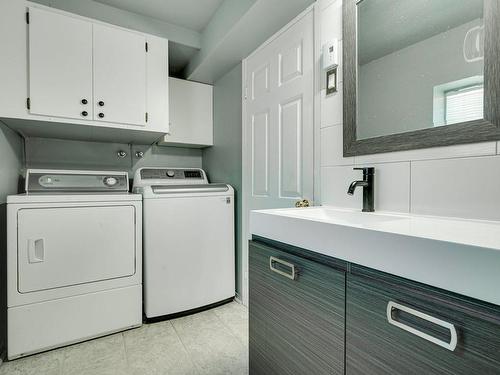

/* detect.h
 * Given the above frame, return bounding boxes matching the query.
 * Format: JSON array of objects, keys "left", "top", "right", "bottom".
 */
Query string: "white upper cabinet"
[
  {"left": 159, "top": 78, "right": 213, "bottom": 148},
  {"left": 28, "top": 7, "right": 93, "bottom": 121},
  {"left": 93, "top": 24, "right": 146, "bottom": 126},
  {"left": 0, "top": 1, "right": 169, "bottom": 144}
]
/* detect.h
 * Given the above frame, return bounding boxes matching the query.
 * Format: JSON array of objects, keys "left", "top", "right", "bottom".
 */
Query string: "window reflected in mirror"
[{"left": 356, "top": 0, "right": 484, "bottom": 140}]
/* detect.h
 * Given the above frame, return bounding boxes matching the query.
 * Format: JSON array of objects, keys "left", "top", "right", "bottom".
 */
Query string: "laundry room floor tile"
[
  {"left": 212, "top": 301, "right": 249, "bottom": 346},
  {"left": 171, "top": 307, "right": 249, "bottom": 375},
  {"left": 61, "top": 334, "right": 128, "bottom": 375},
  {"left": 0, "top": 349, "right": 64, "bottom": 375},
  {"left": 1, "top": 301, "right": 249, "bottom": 375},
  {"left": 124, "top": 320, "right": 197, "bottom": 375}
]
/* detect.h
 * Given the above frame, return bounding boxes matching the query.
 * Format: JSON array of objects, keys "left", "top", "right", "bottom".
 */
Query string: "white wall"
[{"left": 317, "top": 0, "right": 500, "bottom": 221}]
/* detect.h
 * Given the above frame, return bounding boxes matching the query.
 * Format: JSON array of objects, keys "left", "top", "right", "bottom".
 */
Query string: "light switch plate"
[{"left": 326, "top": 68, "right": 337, "bottom": 95}]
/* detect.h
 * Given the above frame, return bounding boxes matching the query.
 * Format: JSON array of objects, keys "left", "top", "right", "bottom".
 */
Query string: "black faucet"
[{"left": 347, "top": 167, "right": 375, "bottom": 212}]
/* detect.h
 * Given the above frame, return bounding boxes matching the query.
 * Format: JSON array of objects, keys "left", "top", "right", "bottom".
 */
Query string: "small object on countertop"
[{"left": 295, "top": 199, "right": 310, "bottom": 208}]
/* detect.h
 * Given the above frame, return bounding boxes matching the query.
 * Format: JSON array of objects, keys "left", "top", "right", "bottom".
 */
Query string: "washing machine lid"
[{"left": 139, "top": 183, "right": 233, "bottom": 199}]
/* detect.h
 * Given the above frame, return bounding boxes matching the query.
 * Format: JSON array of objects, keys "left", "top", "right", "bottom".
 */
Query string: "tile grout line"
[
  {"left": 408, "top": 161, "right": 412, "bottom": 214},
  {"left": 169, "top": 320, "right": 200, "bottom": 375},
  {"left": 121, "top": 332, "right": 131, "bottom": 371},
  {"left": 212, "top": 305, "right": 248, "bottom": 348}
]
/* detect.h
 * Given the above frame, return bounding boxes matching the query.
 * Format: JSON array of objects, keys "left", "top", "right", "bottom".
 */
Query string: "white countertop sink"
[{"left": 250, "top": 206, "right": 500, "bottom": 306}]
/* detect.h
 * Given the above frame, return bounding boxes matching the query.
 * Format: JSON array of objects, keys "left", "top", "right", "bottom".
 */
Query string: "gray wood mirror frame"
[{"left": 343, "top": 0, "right": 500, "bottom": 157}]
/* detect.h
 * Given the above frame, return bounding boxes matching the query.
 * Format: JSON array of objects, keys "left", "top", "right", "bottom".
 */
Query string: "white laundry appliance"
[
  {"left": 6, "top": 169, "right": 142, "bottom": 359},
  {"left": 133, "top": 167, "right": 235, "bottom": 319}
]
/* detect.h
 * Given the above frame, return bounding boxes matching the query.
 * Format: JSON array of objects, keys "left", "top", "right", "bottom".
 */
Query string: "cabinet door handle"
[
  {"left": 386, "top": 301, "right": 458, "bottom": 351},
  {"left": 98, "top": 113, "right": 105, "bottom": 118},
  {"left": 98, "top": 101, "right": 104, "bottom": 107},
  {"left": 81, "top": 111, "right": 88, "bottom": 117},
  {"left": 269, "top": 256, "right": 297, "bottom": 280},
  {"left": 81, "top": 99, "right": 88, "bottom": 105}
]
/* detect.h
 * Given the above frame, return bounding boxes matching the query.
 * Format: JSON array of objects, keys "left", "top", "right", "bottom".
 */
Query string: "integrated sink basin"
[
  {"left": 268, "top": 207, "right": 406, "bottom": 226},
  {"left": 250, "top": 206, "right": 500, "bottom": 306}
]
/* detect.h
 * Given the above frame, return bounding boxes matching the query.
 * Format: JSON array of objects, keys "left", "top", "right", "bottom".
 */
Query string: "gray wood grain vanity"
[{"left": 249, "top": 237, "right": 500, "bottom": 375}]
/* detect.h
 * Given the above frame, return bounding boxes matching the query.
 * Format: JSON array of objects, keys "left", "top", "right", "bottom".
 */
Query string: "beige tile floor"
[{"left": 0, "top": 301, "right": 248, "bottom": 375}]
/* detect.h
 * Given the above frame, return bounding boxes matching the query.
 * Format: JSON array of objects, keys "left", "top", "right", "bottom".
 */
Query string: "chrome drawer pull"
[
  {"left": 269, "top": 256, "right": 297, "bottom": 280},
  {"left": 386, "top": 301, "right": 458, "bottom": 351}
]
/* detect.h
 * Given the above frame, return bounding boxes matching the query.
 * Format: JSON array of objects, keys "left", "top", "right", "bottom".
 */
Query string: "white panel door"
[
  {"left": 17, "top": 206, "right": 136, "bottom": 293},
  {"left": 28, "top": 7, "right": 93, "bottom": 120},
  {"left": 242, "top": 10, "right": 314, "bottom": 303},
  {"left": 93, "top": 24, "right": 146, "bottom": 126}
]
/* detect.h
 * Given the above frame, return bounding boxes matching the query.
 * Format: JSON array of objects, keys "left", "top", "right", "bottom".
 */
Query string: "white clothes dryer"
[{"left": 6, "top": 169, "right": 142, "bottom": 359}]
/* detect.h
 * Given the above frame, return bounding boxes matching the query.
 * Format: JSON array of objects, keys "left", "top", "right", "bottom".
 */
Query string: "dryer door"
[{"left": 17, "top": 205, "right": 136, "bottom": 293}]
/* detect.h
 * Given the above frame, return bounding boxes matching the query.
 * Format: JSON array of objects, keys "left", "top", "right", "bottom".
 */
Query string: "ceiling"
[
  {"left": 358, "top": 0, "right": 483, "bottom": 64},
  {"left": 94, "top": 0, "right": 224, "bottom": 32}
]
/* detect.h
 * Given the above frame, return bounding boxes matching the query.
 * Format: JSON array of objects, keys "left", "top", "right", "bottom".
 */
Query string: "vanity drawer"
[
  {"left": 346, "top": 266, "right": 500, "bottom": 375},
  {"left": 249, "top": 240, "right": 345, "bottom": 375}
]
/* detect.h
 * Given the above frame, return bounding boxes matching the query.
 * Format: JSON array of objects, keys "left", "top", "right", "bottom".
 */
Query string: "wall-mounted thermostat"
[{"left": 322, "top": 39, "right": 339, "bottom": 70}]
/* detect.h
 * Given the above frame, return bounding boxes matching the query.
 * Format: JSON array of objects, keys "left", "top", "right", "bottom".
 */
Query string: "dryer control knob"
[
  {"left": 103, "top": 177, "right": 118, "bottom": 187},
  {"left": 166, "top": 170, "right": 175, "bottom": 178}
]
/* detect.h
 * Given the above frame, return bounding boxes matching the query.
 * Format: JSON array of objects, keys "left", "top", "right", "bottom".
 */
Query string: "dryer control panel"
[{"left": 26, "top": 169, "right": 129, "bottom": 193}]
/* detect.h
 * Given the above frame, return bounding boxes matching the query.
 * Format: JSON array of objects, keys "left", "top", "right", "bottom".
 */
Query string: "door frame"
[{"left": 241, "top": 3, "right": 319, "bottom": 306}]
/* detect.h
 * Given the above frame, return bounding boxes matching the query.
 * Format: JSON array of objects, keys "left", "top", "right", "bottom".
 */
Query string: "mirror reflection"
[{"left": 356, "top": 0, "right": 484, "bottom": 140}]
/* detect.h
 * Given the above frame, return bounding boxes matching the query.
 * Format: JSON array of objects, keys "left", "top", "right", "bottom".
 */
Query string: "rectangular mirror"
[{"left": 343, "top": 0, "right": 500, "bottom": 156}]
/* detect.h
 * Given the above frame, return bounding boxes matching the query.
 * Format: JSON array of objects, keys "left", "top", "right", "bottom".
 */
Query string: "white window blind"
[{"left": 445, "top": 85, "right": 483, "bottom": 125}]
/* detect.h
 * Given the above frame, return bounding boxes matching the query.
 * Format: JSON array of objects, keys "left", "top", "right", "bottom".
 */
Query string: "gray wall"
[
  {"left": 202, "top": 63, "right": 243, "bottom": 296},
  {"left": 0, "top": 122, "right": 23, "bottom": 203},
  {"left": 0, "top": 121, "right": 23, "bottom": 360},
  {"left": 358, "top": 19, "right": 483, "bottom": 139},
  {"left": 25, "top": 138, "right": 202, "bottom": 176}
]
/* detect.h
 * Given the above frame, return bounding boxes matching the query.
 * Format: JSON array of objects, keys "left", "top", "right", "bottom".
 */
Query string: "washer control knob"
[
  {"left": 166, "top": 170, "right": 175, "bottom": 178},
  {"left": 103, "top": 176, "right": 118, "bottom": 187}
]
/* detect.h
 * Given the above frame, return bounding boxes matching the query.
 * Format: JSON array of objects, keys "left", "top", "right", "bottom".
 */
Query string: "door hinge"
[
  {"left": 145, "top": 42, "right": 148, "bottom": 52},
  {"left": 26, "top": 11, "right": 29, "bottom": 24},
  {"left": 26, "top": 97, "right": 31, "bottom": 110},
  {"left": 244, "top": 87, "right": 248, "bottom": 100},
  {"left": 145, "top": 112, "right": 148, "bottom": 122}
]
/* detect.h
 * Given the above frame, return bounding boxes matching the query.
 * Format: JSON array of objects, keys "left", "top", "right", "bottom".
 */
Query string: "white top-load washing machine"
[
  {"left": 133, "top": 167, "right": 235, "bottom": 318},
  {"left": 6, "top": 169, "right": 142, "bottom": 359}
]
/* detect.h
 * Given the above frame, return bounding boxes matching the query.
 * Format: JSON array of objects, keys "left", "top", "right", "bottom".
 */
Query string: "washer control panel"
[
  {"left": 134, "top": 168, "right": 208, "bottom": 187},
  {"left": 26, "top": 170, "right": 129, "bottom": 193},
  {"left": 140, "top": 168, "right": 204, "bottom": 181}
]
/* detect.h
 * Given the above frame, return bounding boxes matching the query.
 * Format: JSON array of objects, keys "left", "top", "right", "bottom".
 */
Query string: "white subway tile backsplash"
[
  {"left": 321, "top": 162, "right": 410, "bottom": 213},
  {"left": 320, "top": 165, "right": 360, "bottom": 209},
  {"left": 355, "top": 142, "right": 497, "bottom": 164},
  {"left": 320, "top": 0, "right": 342, "bottom": 41},
  {"left": 321, "top": 82, "right": 343, "bottom": 128},
  {"left": 360, "top": 162, "right": 411, "bottom": 213},
  {"left": 320, "top": 125, "right": 354, "bottom": 166},
  {"left": 316, "top": 0, "right": 498, "bottom": 221},
  {"left": 411, "top": 156, "right": 500, "bottom": 221}
]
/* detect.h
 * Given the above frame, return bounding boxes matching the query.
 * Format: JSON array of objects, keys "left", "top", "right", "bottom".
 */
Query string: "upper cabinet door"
[
  {"left": 93, "top": 24, "right": 146, "bottom": 126},
  {"left": 160, "top": 78, "right": 213, "bottom": 147},
  {"left": 28, "top": 7, "right": 93, "bottom": 120}
]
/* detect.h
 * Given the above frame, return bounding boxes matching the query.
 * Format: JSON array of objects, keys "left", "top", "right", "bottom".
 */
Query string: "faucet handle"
[{"left": 353, "top": 167, "right": 375, "bottom": 175}]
